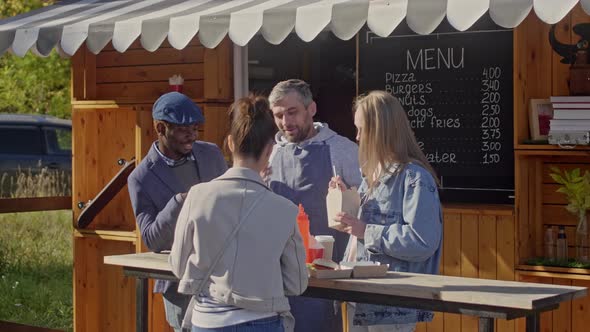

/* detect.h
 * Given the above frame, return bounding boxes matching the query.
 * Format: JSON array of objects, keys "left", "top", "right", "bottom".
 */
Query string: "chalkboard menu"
[{"left": 359, "top": 21, "right": 514, "bottom": 204}]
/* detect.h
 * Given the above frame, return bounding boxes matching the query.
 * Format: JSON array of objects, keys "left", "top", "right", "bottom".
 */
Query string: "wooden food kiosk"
[{"left": 1, "top": 1, "right": 589, "bottom": 331}]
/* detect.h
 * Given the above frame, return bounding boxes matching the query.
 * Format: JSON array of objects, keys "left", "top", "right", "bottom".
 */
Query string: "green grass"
[{"left": 0, "top": 210, "right": 72, "bottom": 331}]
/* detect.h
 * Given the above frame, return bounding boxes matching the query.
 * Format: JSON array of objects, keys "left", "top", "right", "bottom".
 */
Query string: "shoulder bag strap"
[{"left": 182, "top": 183, "right": 266, "bottom": 328}]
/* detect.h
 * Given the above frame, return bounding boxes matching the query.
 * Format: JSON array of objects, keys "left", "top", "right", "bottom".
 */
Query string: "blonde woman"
[{"left": 331, "top": 91, "right": 443, "bottom": 332}]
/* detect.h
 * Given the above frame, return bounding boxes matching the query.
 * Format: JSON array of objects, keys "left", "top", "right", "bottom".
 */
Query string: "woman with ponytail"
[{"left": 170, "top": 97, "right": 308, "bottom": 332}]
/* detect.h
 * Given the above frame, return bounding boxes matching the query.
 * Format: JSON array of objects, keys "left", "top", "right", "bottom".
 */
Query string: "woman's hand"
[
  {"left": 334, "top": 212, "right": 366, "bottom": 239},
  {"left": 260, "top": 165, "right": 272, "bottom": 183},
  {"left": 329, "top": 176, "right": 347, "bottom": 192}
]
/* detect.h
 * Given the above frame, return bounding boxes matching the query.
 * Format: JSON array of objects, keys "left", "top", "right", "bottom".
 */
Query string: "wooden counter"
[{"left": 105, "top": 252, "right": 586, "bottom": 332}]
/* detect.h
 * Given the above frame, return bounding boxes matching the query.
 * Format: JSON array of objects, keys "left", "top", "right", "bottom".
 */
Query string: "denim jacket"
[{"left": 343, "top": 162, "right": 443, "bottom": 326}]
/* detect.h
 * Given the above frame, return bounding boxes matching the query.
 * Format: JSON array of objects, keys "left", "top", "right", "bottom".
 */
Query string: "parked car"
[{"left": 0, "top": 114, "right": 71, "bottom": 197}]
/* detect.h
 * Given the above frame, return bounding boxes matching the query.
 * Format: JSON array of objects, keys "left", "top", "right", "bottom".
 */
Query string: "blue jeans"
[
  {"left": 163, "top": 290, "right": 191, "bottom": 332},
  {"left": 191, "top": 316, "right": 283, "bottom": 332}
]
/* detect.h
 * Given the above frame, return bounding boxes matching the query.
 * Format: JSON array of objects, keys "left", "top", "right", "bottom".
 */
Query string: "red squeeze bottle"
[{"left": 296, "top": 204, "right": 310, "bottom": 261}]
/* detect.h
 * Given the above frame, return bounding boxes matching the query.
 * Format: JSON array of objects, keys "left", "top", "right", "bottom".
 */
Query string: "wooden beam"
[
  {"left": 84, "top": 48, "right": 97, "bottom": 99},
  {"left": 0, "top": 196, "right": 71, "bottom": 213},
  {"left": 204, "top": 38, "right": 233, "bottom": 100},
  {"left": 74, "top": 229, "right": 137, "bottom": 242},
  {"left": 71, "top": 47, "right": 85, "bottom": 101},
  {"left": 0, "top": 321, "right": 63, "bottom": 332},
  {"left": 96, "top": 63, "right": 204, "bottom": 84},
  {"left": 96, "top": 46, "right": 204, "bottom": 67},
  {"left": 95, "top": 80, "right": 204, "bottom": 101},
  {"left": 443, "top": 204, "right": 515, "bottom": 216}
]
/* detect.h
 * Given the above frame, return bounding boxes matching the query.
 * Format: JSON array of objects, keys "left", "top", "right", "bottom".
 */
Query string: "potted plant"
[{"left": 550, "top": 167, "right": 590, "bottom": 262}]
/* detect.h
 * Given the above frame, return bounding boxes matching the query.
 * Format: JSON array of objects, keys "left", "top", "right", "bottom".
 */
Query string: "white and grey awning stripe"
[{"left": 0, "top": 0, "right": 586, "bottom": 57}]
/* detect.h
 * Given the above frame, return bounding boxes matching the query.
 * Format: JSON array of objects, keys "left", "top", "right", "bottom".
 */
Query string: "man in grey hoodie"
[{"left": 268, "top": 79, "right": 361, "bottom": 332}]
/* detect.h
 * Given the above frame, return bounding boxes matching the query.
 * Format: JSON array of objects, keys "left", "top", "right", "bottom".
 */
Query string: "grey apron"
[{"left": 269, "top": 142, "right": 347, "bottom": 332}]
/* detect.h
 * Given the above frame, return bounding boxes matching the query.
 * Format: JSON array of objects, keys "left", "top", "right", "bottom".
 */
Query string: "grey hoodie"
[{"left": 271, "top": 122, "right": 361, "bottom": 189}]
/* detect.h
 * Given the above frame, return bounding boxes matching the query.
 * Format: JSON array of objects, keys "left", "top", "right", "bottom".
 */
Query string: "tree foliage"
[
  {"left": 0, "top": 0, "right": 54, "bottom": 17},
  {"left": 0, "top": 0, "right": 71, "bottom": 119}
]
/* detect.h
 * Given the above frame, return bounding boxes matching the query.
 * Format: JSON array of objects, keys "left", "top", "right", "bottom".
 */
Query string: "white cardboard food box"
[
  {"left": 326, "top": 187, "right": 361, "bottom": 231},
  {"left": 308, "top": 261, "right": 388, "bottom": 279},
  {"left": 308, "top": 267, "right": 353, "bottom": 279},
  {"left": 340, "top": 261, "right": 389, "bottom": 278}
]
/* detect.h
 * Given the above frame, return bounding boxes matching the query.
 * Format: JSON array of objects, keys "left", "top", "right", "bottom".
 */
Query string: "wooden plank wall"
[
  {"left": 514, "top": 4, "right": 590, "bottom": 332},
  {"left": 513, "top": 4, "right": 586, "bottom": 145},
  {"left": 515, "top": 3, "right": 590, "bottom": 271},
  {"left": 515, "top": 151, "right": 590, "bottom": 260},
  {"left": 415, "top": 208, "right": 516, "bottom": 332},
  {"left": 71, "top": 38, "right": 233, "bottom": 332},
  {"left": 72, "top": 106, "right": 136, "bottom": 231},
  {"left": 515, "top": 153, "right": 540, "bottom": 263},
  {"left": 72, "top": 39, "right": 233, "bottom": 148},
  {"left": 89, "top": 40, "right": 205, "bottom": 101},
  {"left": 71, "top": 105, "right": 139, "bottom": 331},
  {"left": 540, "top": 157, "right": 590, "bottom": 258},
  {"left": 73, "top": 237, "right": 135, "bottom": 332},
  {"left": 67, "top": 5, "right": 590, "bottom": 332},
  {"left": 517, "top": 275, "right": 590, "bottom": 332}
]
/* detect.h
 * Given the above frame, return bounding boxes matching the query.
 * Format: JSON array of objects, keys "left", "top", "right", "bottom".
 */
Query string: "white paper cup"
[{"left": 315, "top": 235, "right": 335, "bottom": 260}]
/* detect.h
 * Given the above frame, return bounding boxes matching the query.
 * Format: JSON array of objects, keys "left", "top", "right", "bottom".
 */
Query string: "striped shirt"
[{"left": 153, "top": 141, "right": 195, "bottom": 167}]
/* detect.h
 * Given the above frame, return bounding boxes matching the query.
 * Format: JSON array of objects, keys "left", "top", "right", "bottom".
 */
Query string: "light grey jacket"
[{"left": 169, "top": 167, "right": 308, "bottom": 318}]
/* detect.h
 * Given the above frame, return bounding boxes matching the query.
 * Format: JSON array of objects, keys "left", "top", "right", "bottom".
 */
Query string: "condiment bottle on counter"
[
  {"left": 296, "top": 204, "right": 310, "bottom": 260},
  {"left": 544, "top": 225, "right": 555, "bottom": 261},
  {"left": 556, "top": 226, "right": 568, "bottom": 261}
]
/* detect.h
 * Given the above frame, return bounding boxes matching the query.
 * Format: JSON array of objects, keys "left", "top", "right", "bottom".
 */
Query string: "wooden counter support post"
[
  {"left": 479, "top": 317, "right": 494, "bottom": 332},
  {"left": 136, "top": 277, "right": 148, "bottom": 332},
  {"left": 525, "top": 314, "right": 540, "bottom": 332}
]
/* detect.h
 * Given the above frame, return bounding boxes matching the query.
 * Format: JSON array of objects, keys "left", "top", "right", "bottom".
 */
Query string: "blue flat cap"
[{"left": 152, "top": 92, "right": 205, "bottom": 125}]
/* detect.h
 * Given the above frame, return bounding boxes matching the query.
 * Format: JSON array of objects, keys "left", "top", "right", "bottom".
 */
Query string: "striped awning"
[{"left": 0, "top": 0, "right": 586, "bottom": 57}]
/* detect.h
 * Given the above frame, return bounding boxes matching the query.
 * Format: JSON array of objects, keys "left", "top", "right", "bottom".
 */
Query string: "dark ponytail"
[{"left": 227, "top": 96, "right": 277, "bottom": 161}]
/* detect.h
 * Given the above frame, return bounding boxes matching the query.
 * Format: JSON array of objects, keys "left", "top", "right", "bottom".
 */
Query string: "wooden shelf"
[
  {"left": 515, "top": 144, "right": 590, "bottom": 151},
  {"left": 442, "top": 203, "right": 514, "bottom": 215},
  {"left": 516, "top": 264, "right": 590, "bottom": 280},
  {"left": 71, "top": 98, "right": 233, "bottom": 107},
  {"left": 515, "top": 148, "right": 590, "bottom": 157},
  {"left": 74, "top": 229, "right": 137, "bottom": 242}
]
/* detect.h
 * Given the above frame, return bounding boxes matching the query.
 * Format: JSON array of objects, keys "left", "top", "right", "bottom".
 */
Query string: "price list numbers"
[{"left": 480, "top": 67, "right": 502, "bottom": 165}]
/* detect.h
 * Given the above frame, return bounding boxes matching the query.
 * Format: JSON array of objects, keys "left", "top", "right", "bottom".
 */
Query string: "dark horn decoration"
[
  {"left": 549, "top": 23, "right": 590, "bottom": 95},
  {"left": 549, "top": 25, "right": 579, "bottom": 64}
]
